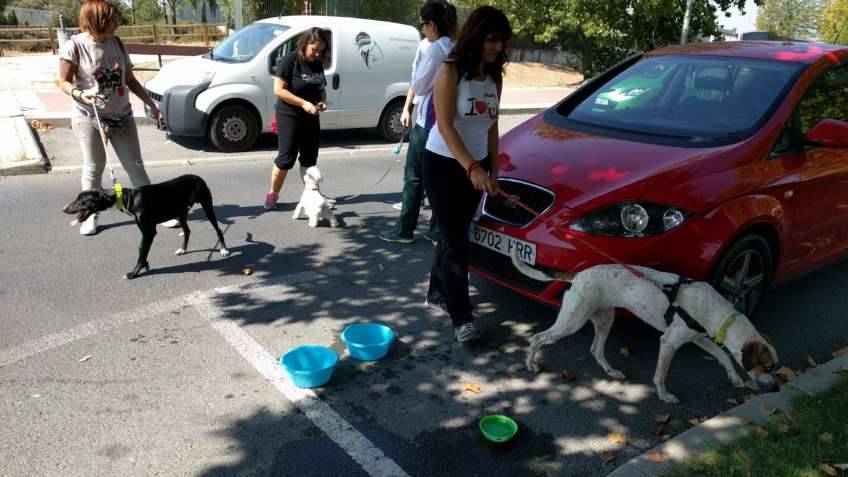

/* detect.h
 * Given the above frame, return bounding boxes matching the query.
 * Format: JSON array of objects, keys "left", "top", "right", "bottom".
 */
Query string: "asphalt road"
[{"left": 2, "top": 132, "right": 848, "bottom": 476}]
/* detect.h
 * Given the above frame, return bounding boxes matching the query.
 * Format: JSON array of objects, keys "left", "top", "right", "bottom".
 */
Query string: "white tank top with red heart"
[{"left": 425, "top": 74, "right": 499, "bottom": 161}]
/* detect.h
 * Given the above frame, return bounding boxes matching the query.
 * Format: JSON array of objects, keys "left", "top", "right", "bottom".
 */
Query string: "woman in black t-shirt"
[{"left": 264, "top": 28, "right": 329, "bottom": 210}]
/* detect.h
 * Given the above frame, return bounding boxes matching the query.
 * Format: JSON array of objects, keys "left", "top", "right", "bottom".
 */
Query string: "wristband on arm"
[{"left": 466, "top": 160, "right": 481, "bottom": 180}]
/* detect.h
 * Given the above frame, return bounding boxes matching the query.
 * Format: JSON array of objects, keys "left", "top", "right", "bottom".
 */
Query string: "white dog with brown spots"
[{"left": 511, "top": 249, "right": 779, "bottom": 403}]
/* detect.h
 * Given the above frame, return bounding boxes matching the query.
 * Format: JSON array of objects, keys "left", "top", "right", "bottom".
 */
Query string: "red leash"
[{"left": 491, "top": 190, "right": 645, "bottom": 278}]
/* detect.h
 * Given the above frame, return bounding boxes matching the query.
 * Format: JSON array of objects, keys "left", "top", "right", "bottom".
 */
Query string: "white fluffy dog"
[{"left": 293, "top": 166, "right": 339, "bottom": 227}]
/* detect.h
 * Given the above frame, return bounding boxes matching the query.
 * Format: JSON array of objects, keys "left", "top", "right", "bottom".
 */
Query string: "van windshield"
[{"left": 211, "top": 23, "right": 289, "bottom": 63}]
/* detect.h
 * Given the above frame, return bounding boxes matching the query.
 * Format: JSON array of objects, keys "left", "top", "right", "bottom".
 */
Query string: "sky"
[{"left": 717, "top": 0, "right": 760, "bottom": 34}]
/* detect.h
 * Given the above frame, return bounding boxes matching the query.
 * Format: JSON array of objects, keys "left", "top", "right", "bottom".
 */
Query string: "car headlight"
[{"left": 570, "top": 202, "right": 692, "bottom": 237}]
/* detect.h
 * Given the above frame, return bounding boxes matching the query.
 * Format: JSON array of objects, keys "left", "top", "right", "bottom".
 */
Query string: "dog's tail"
[{"left": 510, "top": 247, "right": 575, "bottom": 282}]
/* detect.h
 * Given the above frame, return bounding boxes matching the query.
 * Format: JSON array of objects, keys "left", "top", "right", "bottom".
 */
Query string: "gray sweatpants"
[{"left": 72, "top": 113, "right": 151, "bottom": 191}]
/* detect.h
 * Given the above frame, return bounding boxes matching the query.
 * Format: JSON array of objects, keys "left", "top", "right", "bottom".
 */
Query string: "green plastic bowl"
[{"left": 479, "top": 415, "right": 518, "bottom": 443}]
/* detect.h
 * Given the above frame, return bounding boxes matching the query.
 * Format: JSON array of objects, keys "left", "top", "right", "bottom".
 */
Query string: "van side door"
[{"left": 266, "top": 26, "right": 340, "bottom": 126}]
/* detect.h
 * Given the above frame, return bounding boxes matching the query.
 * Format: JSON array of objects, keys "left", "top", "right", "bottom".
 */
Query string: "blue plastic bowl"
[
  {"left": 340, "top": 323, "right": 394, "bottom": 361},
  {"left": 280, "top": 345, "right": 339, "bottom": 388}
]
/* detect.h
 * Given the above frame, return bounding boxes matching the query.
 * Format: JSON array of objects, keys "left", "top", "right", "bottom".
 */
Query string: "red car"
[{"left": 470, "top": 41, "right": 848, "bottom": 315}]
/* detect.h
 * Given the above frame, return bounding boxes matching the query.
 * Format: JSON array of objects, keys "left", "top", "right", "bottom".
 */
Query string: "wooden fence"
[{"left": 0, "top": 23, "right": 228, "bottom": 56}]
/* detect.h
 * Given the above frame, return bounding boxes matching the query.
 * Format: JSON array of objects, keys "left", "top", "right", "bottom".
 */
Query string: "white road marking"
[{"left": 0, "top": 267, "right": 409, "bottom": 477}]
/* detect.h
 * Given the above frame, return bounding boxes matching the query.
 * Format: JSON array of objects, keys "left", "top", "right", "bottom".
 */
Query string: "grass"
[{"left": 665, "top": 376, "right": 848, "bottom": 477}]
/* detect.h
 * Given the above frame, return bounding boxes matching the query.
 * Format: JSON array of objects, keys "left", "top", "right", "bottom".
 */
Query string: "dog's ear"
[
  {"left": 742, "top": 341, "right": 775, "bottom": 371},
  {"left": 741, "top": 341, "right": 765, "bottom": 371},
  {"left": 761, "top": 333, "right": 773, "bottom": 346}
]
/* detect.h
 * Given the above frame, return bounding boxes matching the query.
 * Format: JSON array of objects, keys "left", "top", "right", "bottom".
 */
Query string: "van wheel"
[
  {"left": 378, "top": 99, "right": 405, "bottom": 143},
  {"left": 709, "top": 234, "right": 773, "bottom": 317},
  {"left": 209, "top": 104, "right": 259, "bottom": 153}
]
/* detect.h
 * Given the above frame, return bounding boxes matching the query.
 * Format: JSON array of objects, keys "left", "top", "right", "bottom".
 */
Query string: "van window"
[
  {"left": 270, "top": 29, "right": 333, "bottom": 73},
  {"left": 212, "top": 23, "right": 289, "bottom": 63}
]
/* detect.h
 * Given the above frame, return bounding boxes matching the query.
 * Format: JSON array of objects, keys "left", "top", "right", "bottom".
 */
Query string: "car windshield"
[
  {"left": 559, "top": 55, "right": 803, "bottom": 145},
  {"left": 211, "top": 23, "right": 289, "bottom": 63}
]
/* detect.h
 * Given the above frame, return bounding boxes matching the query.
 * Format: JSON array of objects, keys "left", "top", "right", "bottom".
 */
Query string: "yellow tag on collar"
[
  {"left": 114, "top": 183, "right": 124, "bottom": 212},
  {"left": 714, "top": 311, "right": 737, "bottom": 345}
]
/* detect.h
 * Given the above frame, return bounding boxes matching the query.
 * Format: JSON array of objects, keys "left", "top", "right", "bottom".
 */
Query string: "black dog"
[{"left": 63, "top": 174, "right": 230, "bottom": 279}]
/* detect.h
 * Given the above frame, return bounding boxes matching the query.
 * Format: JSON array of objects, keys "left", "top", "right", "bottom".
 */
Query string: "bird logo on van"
[{"left": 354, "top": 32, "right": 384, "bottom": 68}]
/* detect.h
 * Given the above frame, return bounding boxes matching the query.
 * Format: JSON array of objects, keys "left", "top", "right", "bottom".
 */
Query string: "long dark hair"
[
  {"left": 296, "top": 27, "right": 330, "bottom": 63},
  {"left": 449, "top": 6, "right": 512, "bottom": 82},
  {"left": 420, "top": 0, "right": 458, "bottom": 39}
]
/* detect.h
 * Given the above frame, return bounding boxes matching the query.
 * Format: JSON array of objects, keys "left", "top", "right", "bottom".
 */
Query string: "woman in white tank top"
[{"left": 421, "top": 6, "right": 512, "bottom": 344}]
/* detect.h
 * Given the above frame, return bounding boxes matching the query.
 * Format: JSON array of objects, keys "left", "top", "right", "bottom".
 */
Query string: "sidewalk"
[{"left": 608, "top": 353, "right": 848, "bottom": 477}]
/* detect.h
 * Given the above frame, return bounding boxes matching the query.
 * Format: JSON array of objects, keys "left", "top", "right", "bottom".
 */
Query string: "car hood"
[
  {"left": 498, "top": 114, "right": 742, "bottom": 215},
  {"left": 145, "top": 56, "right": 225, "bottom": 91}
]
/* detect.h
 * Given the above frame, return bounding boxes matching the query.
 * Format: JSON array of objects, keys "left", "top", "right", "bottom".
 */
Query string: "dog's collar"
[
  {"left": 305, "top": 185, "right": 319, "bottom": 191},
  {"left": 714, "top": 311, "right": 737, "bottom": 345},
  {"left": 114, "top": 183, "right": 124, "bottom": 212}
]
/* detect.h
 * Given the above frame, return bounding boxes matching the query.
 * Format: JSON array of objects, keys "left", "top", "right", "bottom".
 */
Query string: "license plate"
[{"left": 470, "top": 223, "right": 536, "bottom": 265}]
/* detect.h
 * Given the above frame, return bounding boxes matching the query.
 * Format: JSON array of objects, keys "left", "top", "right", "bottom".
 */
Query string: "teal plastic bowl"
[
  {"left": 280, "top": 345, "right": 338, "bottom": 388},
  {"left": 340, "top": 323, "right": 394, "bottom": 361},
  {"left": 479, "top": 415, "right": 518, "bottom": 443}
]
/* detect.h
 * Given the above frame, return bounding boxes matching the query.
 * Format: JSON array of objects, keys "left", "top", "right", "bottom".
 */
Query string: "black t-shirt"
[{"left": 275, "top": 51, "right": 326, "bottom": 116}]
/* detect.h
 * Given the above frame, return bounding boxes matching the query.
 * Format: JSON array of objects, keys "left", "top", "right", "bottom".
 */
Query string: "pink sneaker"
[{"left": 264, "top": 191, "right": 278, "bottom": 210}]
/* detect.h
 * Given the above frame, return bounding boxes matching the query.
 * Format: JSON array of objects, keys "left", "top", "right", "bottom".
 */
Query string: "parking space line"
[{"left": 200, "top": 293, "right": 410, "bottom": 477}]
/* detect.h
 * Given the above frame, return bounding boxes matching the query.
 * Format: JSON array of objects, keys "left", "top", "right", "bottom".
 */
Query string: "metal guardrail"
[{"left": 0, "top": 23, "right": 227, "bottom": 56}]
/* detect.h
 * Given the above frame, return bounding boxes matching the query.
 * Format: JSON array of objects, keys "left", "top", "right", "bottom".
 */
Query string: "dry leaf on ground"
[
  {"left": 463, "top": 383, "right": 481, "bottom": 394},
  {"left": 762, "top": 404, "right": 777, "bottom": 416},
  {"left": 651, "top": 426, "right": 664, "bottom": 435},
  {"left": 819, "top": 463, "right": 838, "bottom": 477},
  {"left": 560, "top": 370, "right": 576, "bottom": 382},
  {"left": 756, "top": 427, "right": 769, "bottom": 438},
  {"left": 738, "top": 417, "right": 752, "bottom": 425},
  {"left": 620, "top": 346, "right": 631, "bottom": 357},
  {"left": 313, "top": 261, "right": 325, "bottom": 269},
  {"left": 79, "top": 354, "right": 92, "bottom": 363},
  {"left": 742, "top": 393, "right": 758, "bottom": 401},
  {"left": 242, "top": 267, "right": 253, "bottom": 276},
  {"left": 776, "top": 367, "right": 797, "bottom": 382},
  {"left": 820, "top": 432, "right": 833, "bottom": 443},
  {"left": 608, "top": 433, "right": 629, "bottom": 444},
  {"left": 650, "top": 411, "right": 670, "bottom": 423},
  {"left": 598, "top": 450, "right": 615, "bottom": 463},
  {"left": 378, "top": 264, "right": 385, "bottom": 272},
  {"left": 778, "top": 424, "right": 790, "bottom": 433},
  {"left": 833, "top": 346, "right": 848, "bottom": 358},
  {"left": 646, "top": 451, "right": 666, "bottom": 463},
  {"left": 725, "top": 398, "right": 739, "bottom": 406},
  {"left": 807, "top": 356, "right": 818, "bottom": 368}
]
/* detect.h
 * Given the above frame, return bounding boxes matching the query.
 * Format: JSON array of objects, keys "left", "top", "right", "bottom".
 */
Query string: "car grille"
[
  {"left": 147, "top": 89, "right": 163, "bottom": 102},
  {"left": 469, "top": 243, "right": 550, "bottom": 294},
  {"left": 482, "top": 179, "right": 555, "bottom": 227}
]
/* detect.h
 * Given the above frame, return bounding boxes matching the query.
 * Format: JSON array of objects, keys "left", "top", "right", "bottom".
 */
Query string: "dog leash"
[
  {"left": 491, "top": 189, "right": 645, "bottom": 279},
  {"left": 88, "top": 96, "right": 135, "bottom": 216},
  {"left": 333, "top": 127, "right": 408, "bottom": 203}
]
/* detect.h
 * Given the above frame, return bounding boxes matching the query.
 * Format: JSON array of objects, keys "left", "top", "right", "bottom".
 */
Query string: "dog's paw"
[
  {"left": 607, "top": 369, "right": 627, "bottom": 380},
  {"left": 308, "top": 221, "right": 318, "bottom": 228},
  {"left": 178, "top": 232, "right": 185, "bottom": 237},
  {"left": 525, "top": 359, "right": 541, "bottom": 373},
  {"left": 220, "top": 248, "right": 230, "bottom": 257},
  {"left": 658, "top": 392, "right": 680, "bottom": 404},
  {"left": 70, "top": 218, "right": 80, "bottom": 226},
  {"left": 174, "top": 248, "right": 185, "bottom": 256}
]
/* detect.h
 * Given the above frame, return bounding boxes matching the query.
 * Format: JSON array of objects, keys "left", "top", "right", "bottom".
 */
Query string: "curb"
[
  {"left": 24, "top": 105, "right": 546, "bottom": 130},
  {"left": 608, "top": 354, "right": 848, "bottom": 476},
  {"left": 0, "top": 90, "right": 49, "bottom": 175}
]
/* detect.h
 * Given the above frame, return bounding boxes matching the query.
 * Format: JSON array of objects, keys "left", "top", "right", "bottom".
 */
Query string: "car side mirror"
[{"left": 803, "top": 119, "right": 848, "bottom": 148}]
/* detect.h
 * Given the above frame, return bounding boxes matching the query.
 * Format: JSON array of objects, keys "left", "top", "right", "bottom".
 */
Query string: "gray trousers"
[{"left": 72, "top": 113, "right": 151, "bottom": 191}]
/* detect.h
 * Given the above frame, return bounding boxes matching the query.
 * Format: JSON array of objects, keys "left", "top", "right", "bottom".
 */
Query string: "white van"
[{"left": 144, "top": 16, "right": 420, "bottom": 152}]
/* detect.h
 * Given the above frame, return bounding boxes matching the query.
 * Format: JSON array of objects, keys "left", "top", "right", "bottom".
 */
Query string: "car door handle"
[{"left": 332, "top": 73, "right": 340, "bottom": 90}]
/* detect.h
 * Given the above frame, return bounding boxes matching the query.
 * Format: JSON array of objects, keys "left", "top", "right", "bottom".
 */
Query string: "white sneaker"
[
  {"left": 454, "top": 322, "right": 480, "bottom": 343},
  {"left": 392, "top": 201, "right": 403, "bottom": 210},
  {"left": 160, "top": 219, "right": 180, "bottom": 228},
  {"left": 79, "top": 213, "right": 98, "bottom": 236}
]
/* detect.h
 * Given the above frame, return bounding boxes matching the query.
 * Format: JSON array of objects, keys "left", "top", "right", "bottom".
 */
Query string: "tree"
[
  {"left": 819, "top": 0, "right": 848, "bottom": 43},
  {"left": 755, "top": 0, "right": 821, "bottom": 39},
  {"left": 459, "top": 0, "right": 760, "bottom": 76}
]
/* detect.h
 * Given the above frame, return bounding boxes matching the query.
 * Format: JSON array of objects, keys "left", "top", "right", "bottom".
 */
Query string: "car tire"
[
  {"left": 709, "top": 234, "right": 773, "bottom": 317},
  {"left": 209, "top": 103, "right": 259, "bottom": 153},
  {"left": 378, "top": 99, "right": 405, "bottom": 143}
]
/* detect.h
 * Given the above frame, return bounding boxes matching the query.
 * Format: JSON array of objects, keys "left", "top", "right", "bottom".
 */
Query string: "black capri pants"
[{"left": 274, "top": 110, "right": 320, "bottom": 171}]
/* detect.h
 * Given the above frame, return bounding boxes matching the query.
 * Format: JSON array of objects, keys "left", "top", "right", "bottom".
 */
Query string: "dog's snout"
[{"left": 756, "top": 375, "right": 779, "bottom": 393}]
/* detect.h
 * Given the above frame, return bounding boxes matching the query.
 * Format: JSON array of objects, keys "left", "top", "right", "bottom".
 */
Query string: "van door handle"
[{"left": 332, "top": 73, "right": 340, "bottom": 90}]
